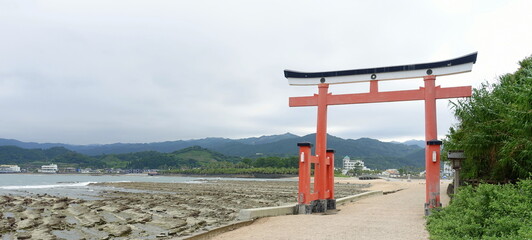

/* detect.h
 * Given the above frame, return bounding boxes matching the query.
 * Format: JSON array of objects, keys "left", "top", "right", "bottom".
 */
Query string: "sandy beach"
[{"left": 0, "top": 179, "right": 368, "bottom": 239}]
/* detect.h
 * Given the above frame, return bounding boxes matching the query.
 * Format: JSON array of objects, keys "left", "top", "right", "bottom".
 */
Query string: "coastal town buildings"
[
  {"left": 0, "top": 165, "right": 21, "bottom": 173},
  {"left": 40, "top": 164, "right": 58, "bottom": 173},
  {"left": 0, "top": 164, "right": 160, "bottom": 175}
]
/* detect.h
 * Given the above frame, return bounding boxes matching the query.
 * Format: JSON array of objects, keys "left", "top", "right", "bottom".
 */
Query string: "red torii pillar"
[{"left": 291, "top": 76, "right": 472, "bottom": 214}]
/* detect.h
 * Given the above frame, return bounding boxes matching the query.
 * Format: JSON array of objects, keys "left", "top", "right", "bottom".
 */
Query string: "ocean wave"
[{"left": 0, "top": 181, "right": 97, "bottom": 190}]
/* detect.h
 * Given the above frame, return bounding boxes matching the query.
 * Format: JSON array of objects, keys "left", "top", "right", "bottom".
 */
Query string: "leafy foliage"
[
  {"left": 161, "top": 156, "right": 299, "bottom": 175},
  {"left": 444, "top": 56, "right": 532, "bottom": 181},
  {"left": 426, "top": 180, "right": 532, "bottom": 240}
]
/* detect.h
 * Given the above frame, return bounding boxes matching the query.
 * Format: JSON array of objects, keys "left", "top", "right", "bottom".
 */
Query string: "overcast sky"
[{"left": 0, "top": 0, "right": 531, "bottom": 145}]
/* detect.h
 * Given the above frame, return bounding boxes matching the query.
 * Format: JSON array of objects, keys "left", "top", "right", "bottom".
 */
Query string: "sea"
[{"left": 0, "top": 174, "right": 292, "bottom": 199}]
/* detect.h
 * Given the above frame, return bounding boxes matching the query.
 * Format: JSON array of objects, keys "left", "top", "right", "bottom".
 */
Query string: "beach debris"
[
  {"left": 99, "top": 223, "right": 132, "bottom": 237},
  {"left": 80, "top": 213, "right": 106, "bottom": 227},
  {"left": 42, "top": 215, "right": 67, "bottom": 230},
  {"left": 0, "top": 219, "right": 14, "bottom": 233},
  {"left": 99, "top": 205, "right": 128, "bottom": 213},
  {"left": 0, "top": 196, "right": 11, "bottom": 204},
  {"left": 22, "top": 208, "right": 44, "bottom": 219},
  {"left": 11, "top": 205, "right": 24, "bottom": 212},
  {"left": 82, "top": 200, "right": 105, "bottom": 209},
  {"left": 169, "top": 226, "right": 187, "bottom": 235},
  {"left": 150, "top": 206, "right": 167, "bottom": 213},
  {"left": 187, "top": 209, "right": 200, "bottom": 217},
  {"left": 67, "top": 205, "right": 90, "bottom": 216},
  {"left": 15, "top": 231, "right": 32, "bottom": 239},
  {"left": 52, "top": 201, "right": 68, "bottom": 210},
  {"left": 55, "top": 197, "right": 70, "bottom": 202},
  {"left": 152, "top": 218, "right": 187, "bottom": 229},
  {"left": 22, "top": 197, "right": 33, "bottom": 205},
  {"left": 31, "top": 227, "right": 57, "bottom": 240},
  {"left": 17, "top": 219, "right": 39, "bottom": 230},
  {"left": 126, "top": 213, "right": 152, "bottom": 224},
  {"left": 156, "top": 232, "right": 169, "bottom": 238}
]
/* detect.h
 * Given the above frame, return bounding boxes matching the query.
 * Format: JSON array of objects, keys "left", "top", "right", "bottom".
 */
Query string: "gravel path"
[{"left": 210, "top": 179, "right": 451, "bottom": 240}]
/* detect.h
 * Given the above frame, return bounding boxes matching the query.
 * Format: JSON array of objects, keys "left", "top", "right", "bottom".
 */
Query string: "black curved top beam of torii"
[{"left": 284, "top": 52, "right": 478, "bottom": 86}]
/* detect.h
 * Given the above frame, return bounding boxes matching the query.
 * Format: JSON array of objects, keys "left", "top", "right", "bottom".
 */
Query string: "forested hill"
[
  {"left": 0, "top": 133, "right": 299, "bottom": 155},
  {"left": 0, "top": 133, "right": 424, "bottom": 169},
  {"left": 0, "top": 145, "right": 240, "bottom": 170}
]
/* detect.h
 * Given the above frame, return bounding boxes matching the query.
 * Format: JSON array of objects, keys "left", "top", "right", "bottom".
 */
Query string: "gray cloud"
[{"left": 0, "top": 0, "right": 531, "bottom": 144}]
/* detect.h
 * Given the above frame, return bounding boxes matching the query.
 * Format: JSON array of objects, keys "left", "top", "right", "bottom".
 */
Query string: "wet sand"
[{"left": 0, "top": 179, "right": 367, "bottom": 239}]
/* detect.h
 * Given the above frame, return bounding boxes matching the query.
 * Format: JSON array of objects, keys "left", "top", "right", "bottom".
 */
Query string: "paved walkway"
[{"left": 211, "top": 179, "right": 450, "bottom": 240}]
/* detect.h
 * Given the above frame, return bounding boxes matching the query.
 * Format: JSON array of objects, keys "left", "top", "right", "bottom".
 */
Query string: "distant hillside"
[
  {"left": 236, "top": 133, "right": 299, "bottom": 145},
  {"left": 402, "top": 140, "right": 425, "bottom": 148},
  {"left": 0, "top": 139, "right": 73, "bottom": 150},
  {"left": 0, "top": 133, "right": 425, "bottom": 169},
  {"left": 0, "top": 145, "right": 238, "bottom": 170},
  {"left": 112, "top": 146, "right": 240, "bottom": 169},
  {"left": 0, "top": 146, "right": 105, "bottom": 169}
]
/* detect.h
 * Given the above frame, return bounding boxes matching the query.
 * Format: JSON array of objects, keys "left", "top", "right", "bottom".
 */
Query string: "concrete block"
[
  {"left": 238, "top": 204, "right": 296, "bottom": 221},
  {"left": 238, "top": 191, "right": 383, "bottom": 221},
  {"left": 336, "top": 190, "right": 383, "bottom": 205},
  {"left": 311, "top": 200, "right": 327, "bottom": 213},
  {"left": 327, "top": 199, "right": 336, "bottom": 210},
  {"left": 296, "top": 204, "right": 312, "bottom": 214},
  {"left": 186, "top": 220, "right": 255, "bottom": 240}
]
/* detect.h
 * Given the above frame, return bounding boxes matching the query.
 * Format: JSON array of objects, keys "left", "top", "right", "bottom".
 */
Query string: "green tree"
[{"left": 444, "top": 56, "right": 532, "bottom": 181}]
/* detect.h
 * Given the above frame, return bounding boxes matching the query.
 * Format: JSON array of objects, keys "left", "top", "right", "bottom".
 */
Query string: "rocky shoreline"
[{"left": 0, "top": 180, "right": 367, "bottom": 239}]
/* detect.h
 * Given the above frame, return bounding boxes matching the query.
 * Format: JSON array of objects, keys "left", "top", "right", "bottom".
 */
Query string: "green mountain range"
[{"left": 0, "top": 134, "right": 425, "bottom": 169}]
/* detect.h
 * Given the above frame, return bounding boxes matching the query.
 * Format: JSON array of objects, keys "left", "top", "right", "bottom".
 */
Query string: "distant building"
[
  {"left": 441, "top": 162, "right": 453, "bottom": 178},
  {"left": 80, "top": 168, "right": 94, "bottom": 174},
  {"left": 40, "top": 164, "right": 58, "bottom": 173},
  {"left": 125, "top": 169, "right": 144, "bottom": 174},
  {"left": 381, "top": 169, "right": 400, "bottom": 177},
  {"left": 342, "top": 156, "right": 369, "bottom": 175},
  {"left": 0, "top": 165, "right": 21, "bottom": 173},
  {"left": 63, "top": 167, "right": 77, "bottom": 173}
]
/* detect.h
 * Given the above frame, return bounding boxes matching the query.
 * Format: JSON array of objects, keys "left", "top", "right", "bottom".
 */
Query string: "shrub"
[{"left": 426, "top": 180, "right": 532, "bottom": 240}]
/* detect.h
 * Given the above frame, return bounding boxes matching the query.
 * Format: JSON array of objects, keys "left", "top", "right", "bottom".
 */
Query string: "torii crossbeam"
[{"left": 286, "top": 52, "right": 477, "bottom": 215}]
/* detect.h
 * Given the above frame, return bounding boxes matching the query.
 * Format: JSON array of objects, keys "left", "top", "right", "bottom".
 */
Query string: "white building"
[
  {"left": 441, "top": 162, "right": 453, "bottom": 178},
  {"left": 343, "top": 156, "right": 355, "bottom": 173},
  {"left": 342, "top": 156, "right": 369, "bottom": 175},
  {"left": 40, "top": 164, "right": 58, "bottom": 173},
  {"left": 0, "top": 165, "right": 21, "bottom": 173}
]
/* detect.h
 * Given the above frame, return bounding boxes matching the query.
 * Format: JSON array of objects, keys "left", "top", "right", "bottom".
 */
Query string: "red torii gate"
[{"left": 286, "top": 53, "right": 477, "bottom": 215}]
